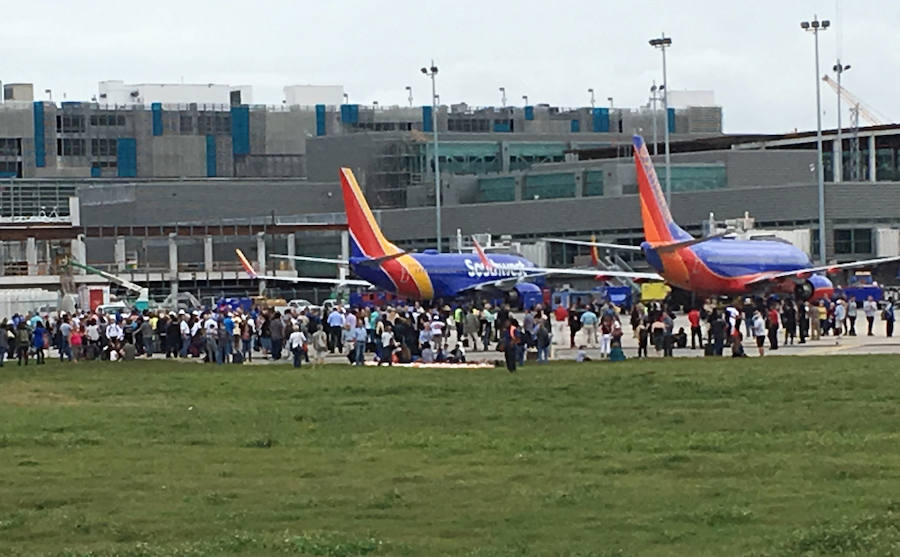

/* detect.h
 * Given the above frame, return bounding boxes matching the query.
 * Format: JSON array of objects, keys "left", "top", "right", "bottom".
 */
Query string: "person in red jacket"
[
  {"left": 767, "top": 304, "right": 780, "bottom": 350},
  {"left": 553, "top": 304, "right": 568, "bottom": 347},
  {"left": 687, "top": 307, "right": 703, "bottom": 349}
]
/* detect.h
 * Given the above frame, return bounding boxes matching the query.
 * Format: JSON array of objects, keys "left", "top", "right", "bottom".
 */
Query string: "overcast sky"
[{"left": 5, "top": 0, "right": 896, "bottom": 133}]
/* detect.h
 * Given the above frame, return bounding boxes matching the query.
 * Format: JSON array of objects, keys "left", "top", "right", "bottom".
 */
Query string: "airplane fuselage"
[
  {"left": 349, "top": 251, "right": 538, "bottom": 300},
  {"left": 645, "top": 237, "right": 832, "bottom": 298}
]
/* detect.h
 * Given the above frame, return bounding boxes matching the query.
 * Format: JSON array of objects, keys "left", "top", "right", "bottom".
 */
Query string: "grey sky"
[{"left": 5, "top": 0, "right": 896, "bottom": 133}]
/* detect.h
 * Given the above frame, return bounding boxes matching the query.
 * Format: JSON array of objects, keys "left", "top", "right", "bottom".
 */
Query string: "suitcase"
[
  {"left": 704, "top": 344, "right": 715, "bottom": 356},
  {"left": 232, "top": 352, "right": 244, "bottom": 364}
]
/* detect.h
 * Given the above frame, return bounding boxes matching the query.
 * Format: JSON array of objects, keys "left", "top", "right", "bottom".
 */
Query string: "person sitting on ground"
[
  {"left": 122, "top": 341, "right": 137, "bottom": 361},
  {"left": 575, "top": 345, "right": 591, "bottom": 362},
  {"left": 420, "top": 342, "right": 434, "bottom": 363},
  {"left": 674, "top": 327, "right": 688, "bottom": 349},
  {"left": 449, "top": 343, "right": 466, "bottom": 363}
]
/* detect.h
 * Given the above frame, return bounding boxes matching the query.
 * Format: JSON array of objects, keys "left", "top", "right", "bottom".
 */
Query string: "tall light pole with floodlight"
[
  {"left": 801, "top": 16, "right": 830, "bottom": 265},
  {"left": 588, "top": 88, "right": 595, "bottom": 108},
  {"left": 833, "top": 60, "right": 850, "bottom": 183},
  {"left": 405, "top": 85, "right": 413, "bottom": 107},
  {"left": 649, "top": 34, "right": 673, "bottom": 205},
  {"left": 421, "top": 61, "right": 442, "bottom": 252},
  {"left": 522, "top": 95, "right": 528, "bottom": 106},
  {"left": 499, "top": 87, "right": 506, "bottom": 107}
]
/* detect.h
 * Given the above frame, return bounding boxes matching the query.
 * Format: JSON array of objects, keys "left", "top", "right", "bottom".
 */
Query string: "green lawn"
[{"left": 1, "top": 356, "right": 898, "bottom": 557}]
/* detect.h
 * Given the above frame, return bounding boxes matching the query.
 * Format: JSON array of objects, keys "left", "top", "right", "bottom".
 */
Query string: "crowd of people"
[{"left": 0, "top": 293, "right": 894, "bottom": 368}]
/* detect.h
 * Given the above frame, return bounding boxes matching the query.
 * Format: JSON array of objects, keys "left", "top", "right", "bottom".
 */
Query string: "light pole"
[
  {"left": 499, "top": 87, "right": 506, "bottom": 107},
  {"left": 607, "top": 96, "right": 613, "bottom": 109},
  {"left": 801, "top": 16, "right": 830, "bottom": 265},
  {"left": 522, "top": 95, "right": 528, "bottom": 106},
  {"left": 421, "top": 61, "right": 442, "bottom": 252},
  {"left": 342, "top": 92, "right": 349, "bottom": 104},
  {"left": 649, "top": 34, "right": 673, "bottom": 205},
  {"left": 405, "top": 85, "right": 413, "bottom": 107},
  {"left": 649, "top": 82, "right": 664, "bottom": 156},
  {"left": 833, "top": 60, "right": 850, "bottom": 183},
  {"left": 588, "top": 88, "right": 595, "bottom": 108}
]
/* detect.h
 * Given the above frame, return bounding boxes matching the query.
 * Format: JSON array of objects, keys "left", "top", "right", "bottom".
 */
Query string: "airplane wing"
[
  {"left": 542, "top": 237, "right": 643, "bottom": 252},
  {"left": 270, "top": 251, "right": 410, "bottom": 268},
  {"left": 530, "top": 267, "right": 663, "bottom": 281},
  {"left": 236, "top": 249, "right": 371, "bottom": 287},
  {"left": 745, "top": 255, "right": 900, "bottom": 286}
]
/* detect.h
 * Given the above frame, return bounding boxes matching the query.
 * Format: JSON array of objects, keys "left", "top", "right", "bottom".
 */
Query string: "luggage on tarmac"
[
  {"left": 704, "top": 344, "right": 715, "bottom": 357},
  {"left": 232, "top": 352, "right": 244, "bottom": 364}
]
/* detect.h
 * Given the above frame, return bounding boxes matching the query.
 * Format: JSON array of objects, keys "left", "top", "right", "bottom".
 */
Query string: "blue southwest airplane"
[
  {"left": 544, "top": 135, "right": 900, "bottom": 301},
  {"left": 236, "top": 167, "right": 656, "bottom": 301},
  {"left": 239, "top": 135, "right": 899, "bottom": 301}
]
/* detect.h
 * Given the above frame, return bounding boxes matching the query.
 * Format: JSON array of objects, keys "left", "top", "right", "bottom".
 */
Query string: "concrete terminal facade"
[{"left": 1, "top": 81, "right": 899, "bottom": 300}]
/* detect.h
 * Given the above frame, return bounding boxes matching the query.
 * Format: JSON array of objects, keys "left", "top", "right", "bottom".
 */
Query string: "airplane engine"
[
  {"left": 794, "top": 274, "right": 833, "bottom": 301},
  {"left": 505, "top": 282, "right": 542, "bottom": 309}
]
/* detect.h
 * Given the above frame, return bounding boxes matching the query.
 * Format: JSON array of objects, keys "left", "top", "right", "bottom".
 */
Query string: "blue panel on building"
[
  {"left": 206, "top": 135, "right": 217, "bottom": 177},
  {"left": 570, "top": 119, "right": 581, "bottom": 133},
  {"left": 90, "top": 165, "right": 101, "bottom": 178},
  {"left": 592, "top": 108, "right": 610, "bottom": 132},
  {"left": 231, "top": 105, "right": 250, "bottom": 155},
  {"left": 340, "top": 104, "right": 359, "bottom": 124},
  {"left": 33, "top": 102, "right": 45, "bottom": 167},
  {"left": 117, "top": 138, "right": 137, "bottom": 177},
  {"left": 524, "top": 106, "right": 534, "bottom": 121},
  {"left": 151, "top": 102, "right": 163, "bottom": 136},
  {"left": 422, "top": 106, "right": 433, "bottom": 132},
  {"left": 493, "top": 121, "right": 511, "bottom": 133},
  {"left": 667, "top": 107, "right": 675, "bottom": 133},
  {"left": 315, "top": 104, "right": 326, "bottom": 136}
]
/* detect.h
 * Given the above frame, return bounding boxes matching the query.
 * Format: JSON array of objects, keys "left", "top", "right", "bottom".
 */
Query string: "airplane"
[
  {"left": 546, "top": 135, "right": 900, "bottom": 301},
  {"left": 254, "top": 167, "right": 659, "bottom": 303},
  {"left": 235, "top": 248, "right": 371, "bottom": 288}
]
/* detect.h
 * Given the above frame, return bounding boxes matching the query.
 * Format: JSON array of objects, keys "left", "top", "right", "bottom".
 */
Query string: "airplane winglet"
[
  {"left": 472, "top": 236, "right": 494, "bottom": 270},
  {"left": 589, "top": 234, "right": 600, "bottom": 267},
  {"left": 235, "top": 249, "right": 257, "bottom": 278}
]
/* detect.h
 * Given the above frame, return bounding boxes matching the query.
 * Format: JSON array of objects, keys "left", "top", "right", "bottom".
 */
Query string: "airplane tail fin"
[
  {"left": 632, "top": 135, "right": 692, "bottom": 243},
  {"left": 589, "top": 234, "right": 600, "bottom": 267},
  {"left": 235, "top": 249, "right": 257, "bottom": 278},
  {"left": 339, "top": 167, "right": 400, "bottom": 258},
  {"left": 471, "top": 235, "right": 495, "bottom": 271}
]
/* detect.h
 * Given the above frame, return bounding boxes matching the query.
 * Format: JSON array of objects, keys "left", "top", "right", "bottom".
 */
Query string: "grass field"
[{"left": 1, "top": 356, "right": 899, "bottom": 557}]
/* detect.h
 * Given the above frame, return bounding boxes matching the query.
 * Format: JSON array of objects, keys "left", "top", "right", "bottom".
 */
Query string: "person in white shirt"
[
  {"left": 288, "top": 326, "right": 307, "bottom": 368},
  {"left": 379, "top": 325, "right": 395, "bottom": 366},
  {"left": 862, "top": 296, "right": 879, "bottom": 336},
  {"left": 105, "top": 321, "right": 124, "bottom": 342},
  {"left": 751, "top": 311, "right": 767, "bottom": 356}
]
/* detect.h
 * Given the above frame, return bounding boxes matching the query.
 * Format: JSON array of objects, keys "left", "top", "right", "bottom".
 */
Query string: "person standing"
[
  {"left": 567, "top": 305, "right": 582, "bottom": 349},
  {"left": 846, "top": 296, "right": 858, "bottom": 336},
  {"left": 580, "top": 307, "right": 598, "bottom": 348},
  {"left": 752, "top": 310, "right": 767, "bottom": 357},
  {"left": 326, "top": 307, "right": 344, "bottom": 353},
  {"left": 139, "top": 317, "right": 153, "bottom": 358},
  {"left": 288, "top": 325, "right": 307, "bottom": 368},
  {"left": 810, "top": 301, "right": 822, "bottom": 340},
  {"left": 781, "top": 300, "right": 797, "bottom": 346},
  {"left": 553, "top": 304, "right": 569, "bottom": 347},
  {"left": 59, "top": 315, "right": 73, "bottom": 362},
  {"left": 464, "top": 308, "right": 481, "bottom": 351},
  {"left": 833, "top": 299, "right": 846, "bottom": 345},
  {"left": 32, "top": 320, "right": 47, "bottom": 364},
  {"left": 863, "top": 296, "right": 878, "bottom": 336},
  {"left": 352, "top": 321, "right": 367, "bottom": 365},
  {"left": 269, "top": 311, "right": 284, "bottom": 360},
  {"left": 501, "top": 319, "right": 520, "bottom": 373},
  {"left": 378, "top": 323, "right": 395, "bottom": 366},
  {"left": 687, "top": 307, "right": 703, "bottom": 350},
  {"left": 710, "top": 311, "right": 726, "bottom": 356},
  {"left": 798, "top": 301, "right": 809, "bottom": 343},
  {"left": 884, "top": 303, "right": 895, "bottom": 338},
  {"left": 767, "top": 304, "right": 780, "bottom": 350}
]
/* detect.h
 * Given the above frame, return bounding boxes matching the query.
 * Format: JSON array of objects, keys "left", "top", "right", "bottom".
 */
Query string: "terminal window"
[
  {"left": 89, "top": 114, "right": 126, "bottom": 127},
  {"left": 833, "top": 228, "right": 872, "bottom": 254},
  {"left": 0, "top": 138, "right": 21, "bottom": 156},
  {"left": 57, "top": 138, "right": 86, "bottom": 157},
  {"left": 90, "top": 138, "right": 118, "bottom": 157},
  {"left": 56, "top": 115, "right": 85, "bottom": 133}
]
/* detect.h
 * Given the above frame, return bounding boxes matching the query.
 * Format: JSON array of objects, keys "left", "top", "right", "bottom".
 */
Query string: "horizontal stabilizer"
[
  {"left": 354, "top": 250, "right": 413, "bottom": 267},
  {"left": 652, "top": 231, "right": 732, "bottom": 253},
  {"left": 541, "top": 237, "right": 642, "bottom": 252},
  {"left": 270, "top": 254, "right": 349, "bottom": 266}
]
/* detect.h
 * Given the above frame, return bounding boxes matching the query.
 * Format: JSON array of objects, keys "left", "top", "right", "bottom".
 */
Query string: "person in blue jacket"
[{"left": 32, "top": 320, "right": 46, "bottom": 365}]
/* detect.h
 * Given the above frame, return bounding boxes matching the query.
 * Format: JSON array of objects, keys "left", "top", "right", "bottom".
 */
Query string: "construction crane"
[
  {"left": 821, "top": 75, "right": 889, "bottom": 126},
  {"left": 822, "top": 75, "right": 892, "bottom": 181},
  {"left": 66, "top": 259, "right": 150, "bottom": 310}
]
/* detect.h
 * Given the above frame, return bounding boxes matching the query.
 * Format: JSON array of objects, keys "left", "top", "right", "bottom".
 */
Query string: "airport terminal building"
[{"left": 1, "top": 81, "right": 899, "bottom": 300}]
